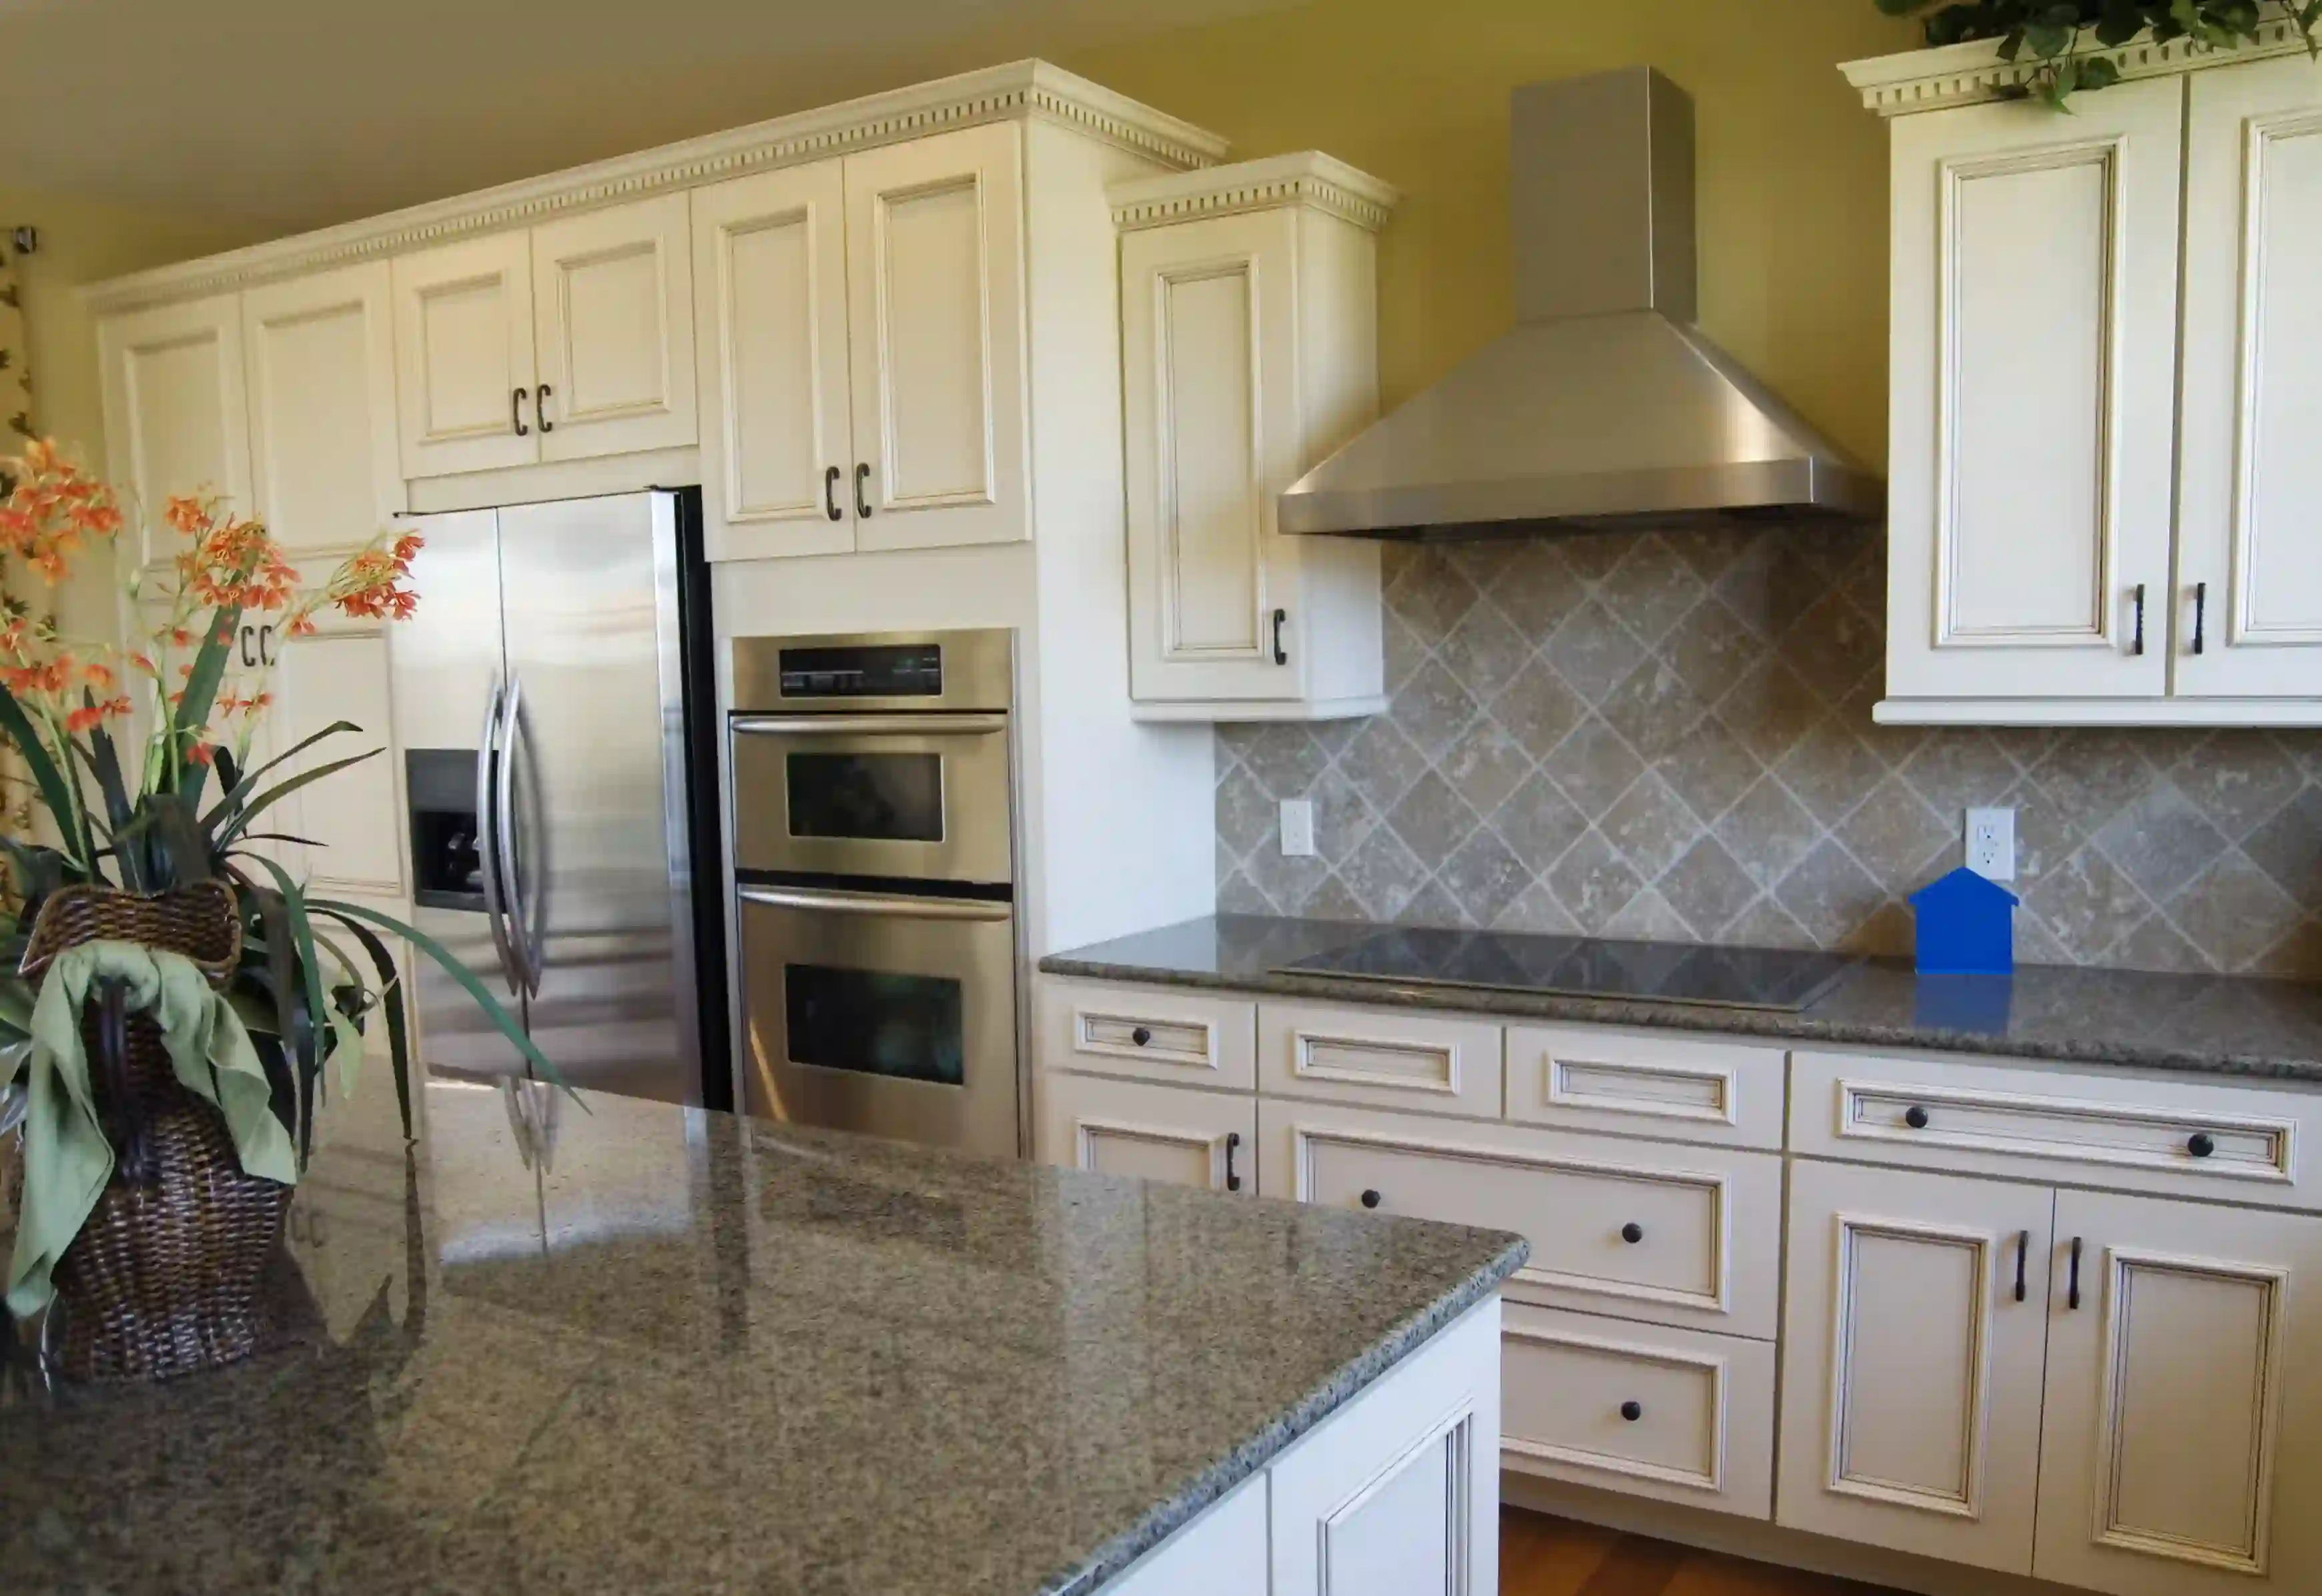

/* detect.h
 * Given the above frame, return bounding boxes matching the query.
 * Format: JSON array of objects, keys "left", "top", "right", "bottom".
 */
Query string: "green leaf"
[
  {"left": 2024, "top": 20, "right": 2074, "bottom": 55},
  {"left": 0, "top": 679, "right": 83, "bottom": 867},
  {"left": 171, "top": 603, "right": 243, "bottom": 765},
  {"left": 81, "top": 702, "right": 141, "bottom": 890},
  {"left": 2078, "top": 54, "right": 2124, "bottom": 89},
  {"left": 309, "top": 907, "right": 413, "bottom": 1141},
  {"left": 213, "top": 748, "right": 382, "bottom": 851},
  {"left": 149, "top": 792, "right": 212, "bottom": 887},
  {"left": 1874, "top": 0, "right": 1939, "bottom": 13},
  {"left": 242, "top": 853, "right": 330, "bottom": 1169},
  {"left": 200, "top": 719, "right": 362, "bottom": 833},
  {"left": 225, "top": 864, "right": 313, "bottom": 1156}
]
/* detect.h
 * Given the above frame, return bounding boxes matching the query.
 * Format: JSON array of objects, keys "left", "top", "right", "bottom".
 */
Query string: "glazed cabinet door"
[
  {"left": 2034, "top": 1191, "right": 2322, "bottom": 1596},
  {"left": 97, "top": 293, "right": 252, "bottom": 563},
  {"left": 392, "top": 232, "right": 538, "bottom": 478},
  {"left": 1776, "top": 1160, "right": 2052, "bottom": 1574},
  {"left": 691, "top": 160, "right": 855, "bottom": 560},
  {"left": 242, "top": 263, "right": 404, "bottom": 551},
  {"left": 267, "top": 618, "right": 406, "bottom": 905},
  {"left": 1883, "top": 77, "right": 2183, "bottom": 707},
  {"left": 1122, "top": 208, "right": 1302, "bottom": 706},
  {"left": 841, "top": 121, "right": 1028, "bottom": 552},
  {"left": 530, "top": 193, "right": 697, "bottom": 462},
  {"left": 1039, "top": 1072, "right": 1254, "bottom": 1196},
  {"left": 2175, "top": 55, "right": 2322, "bottom": 701}
]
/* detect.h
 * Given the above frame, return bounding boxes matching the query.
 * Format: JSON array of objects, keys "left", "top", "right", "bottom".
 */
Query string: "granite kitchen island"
[{"left": 1, "top": 1083, "right": 1524, "bottom": 1595}]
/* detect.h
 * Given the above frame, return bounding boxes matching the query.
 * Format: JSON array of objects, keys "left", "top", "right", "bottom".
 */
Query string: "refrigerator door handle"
[
  {"left": 476, "top": 677, "right": 522, "bottom": 996},
  {"left": 499, "top": 673, "right": 547, "bottom": 996}
]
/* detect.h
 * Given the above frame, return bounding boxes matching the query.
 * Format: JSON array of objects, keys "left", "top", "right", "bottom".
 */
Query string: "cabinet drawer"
[
  {"left": 1792, "top": 1051, "right": 2322, "bottom": 1211},
  {"left": 1258, "top": 1001, "right": 1503, "bottom": 1118},
  {"left": 1038, "top": 979, "right": 1256, "bottom": 1090},
  {"left": 1038, "top": 1072, "right": 1255, "bottom": 1194},
  {"left": 1260, "top": 1099, "right": 1780, "bottom": 1338},
  {"left": 1501, "top": 1304, "right": 1774, "bottom": 1521},
  {"left": 1506, "top": 1025, "right": 1786, "bottom": 1150}
]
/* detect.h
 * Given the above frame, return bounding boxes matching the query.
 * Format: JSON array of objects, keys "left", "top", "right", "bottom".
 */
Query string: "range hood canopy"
[{"left": 1280, "top": 67, "right": 1883, "bottom": 540}]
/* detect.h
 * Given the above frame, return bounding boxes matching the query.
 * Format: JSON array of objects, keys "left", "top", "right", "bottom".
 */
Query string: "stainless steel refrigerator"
[{"left": 392, "top": 490, "right": 723, "bottom": 1108}]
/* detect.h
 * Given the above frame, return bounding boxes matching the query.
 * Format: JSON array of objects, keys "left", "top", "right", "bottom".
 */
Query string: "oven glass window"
[
  {"left": 785, "top": 965, "right": 965, "bottom": 1087},
  {"left": 786, "top": 752, "right": 943, "bottom": 843}
]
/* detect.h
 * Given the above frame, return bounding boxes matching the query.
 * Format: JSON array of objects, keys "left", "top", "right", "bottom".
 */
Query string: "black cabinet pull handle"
[
  {"left": 1360, "top": 1188, "right": 1381, "bottom": 1210},
  {"left": 513, "top": 386, "right": 530, "bottom": 437},
  {"left": 1270, "top": 607, "right": 1288, "bottom": 666},
  {"left": 825, "top": 466, "right": 843, "bottom": 522},
  {"left": 1619, "top": 1401, "right": 1643, "bottom": 1423},
  {"left": 238, "top": 625, "right": 257, "bottom": 669},
  {"left": 1904, "top": 1104, "right": 1930, "bottom": 1130},
  {"left": 2131, "top": 582, "right": 2146, "bottom": 656},
  {"left": 2014, "top": 1229, "right": 2029, "bottom": 1303},
  {"left": 2068, "top": 1236, "right": 2083, "bottom": 1310},
  {"left": 259, "top": 624, "right": 276, "bottom": 668},
  {"left": 1224, "top": 1131, "right": 1242, "bottom": 1193},
  {"left": 1621, "top": 1222, "right": 1645, "bottom": 1245},
  {"left": 855, "top": 462, "right": 873, "bottom": 519},
  {"left": 536, "top": 382, "right": 554, "bottom": 433},
  {"left": 2193, "top": 581, "right": 2208, "bottom": 656},
  {"left": 2188, "top": 1131, "right": 2216, "bottom": 1159},
  {"left": 1130, "top": 1026, "right": 1152, "bottom": 1047}
]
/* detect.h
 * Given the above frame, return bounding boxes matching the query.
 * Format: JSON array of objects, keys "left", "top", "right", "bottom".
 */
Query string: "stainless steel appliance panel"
[
  {"left": 729, "top": 628, "right": 1014, "bottom": 716},
  {"left": 728, "top": 714, "right": 1014, "bottom": 885},
  {"left": 738, "top": 883, "right": 1018, "bottom": 1158}
]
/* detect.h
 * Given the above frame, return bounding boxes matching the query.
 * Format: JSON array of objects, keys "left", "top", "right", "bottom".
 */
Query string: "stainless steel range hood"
[{"left": 1279, "top": 68, "right": 1883, "bottom": 540}]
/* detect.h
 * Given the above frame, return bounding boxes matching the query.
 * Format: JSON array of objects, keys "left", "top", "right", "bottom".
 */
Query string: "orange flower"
[{"left": 187, "top": 742, "right": 216, "bottom": 766}]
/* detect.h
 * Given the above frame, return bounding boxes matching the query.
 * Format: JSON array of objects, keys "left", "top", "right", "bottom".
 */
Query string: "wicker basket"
[{"left": 16, "top": 880, "right": 294, "bottom": 1382}]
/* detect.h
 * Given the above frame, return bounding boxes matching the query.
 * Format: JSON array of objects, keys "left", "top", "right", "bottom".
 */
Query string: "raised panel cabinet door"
[
  {"left": 1038, "top": 1072, "right": 1254, "bottom": 1196},
  {"left": 691, "top": 161, "right": 854, "bottom": 560},
  {"left": 268, "top": 623, "right": 406, "bottom": 901},
  {"left": 1776, "top": 1160, "right": 2053, "bottom": 1573},
  {"left": 242, "top": 263, "right": 405, "bottom": 551},
  {"left": 392, "top": 232, "right": 538, "bottom": 478},
  {"left": 1884, "top": 77, "right": 2182, "bottom": 705},
  {"left": 2036, "top": 1191, "right": 2322, "bottom": 1596},
  {"left": 841, "top": 121, "right": 1028, "bottom": 552},
  {"left": 1123, "top": 208, "right": 1302, "bottom": 705},
  {"left": 531, "top": 193, "right": 698, "bottom": 462},
  {"left": 2176, "top": 55, "right": 2322, "bottom": 700},
  {"left": 97, "top": 294, "right": 252, "bottom": 564}
]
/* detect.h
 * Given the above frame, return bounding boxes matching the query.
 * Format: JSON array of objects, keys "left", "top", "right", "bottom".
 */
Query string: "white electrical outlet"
[
  {"left": 1280, "top": 799, "right": 1316, "bottom": 858},
  {"left": 1966, "top": 807, "right": 2015, "bottom": 881}
]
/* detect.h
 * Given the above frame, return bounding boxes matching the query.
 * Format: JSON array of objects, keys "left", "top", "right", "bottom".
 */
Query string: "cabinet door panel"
[
  {"left": 243, "top": 264, "right": 404, "bottom": 550},
  {"left": 843, "top": 122, "right": 1027, "bottom": 550},
  {"left": 2177, "top": 55, "right": 2322, "bottom": 698},
  {"left": 272, "top": 627, "right": 404, "bottom": 900},
  {"left": 2036, "top": 1190, "right": 2322, "bottom": 1595},
  {"left": 1778, "top": 1160, "right": 2051, "bottom": 1573},
  {"left": 98, "top": 294, "right": 252, "bottom": 562},
  {"left": 1885, "top": 79, "right": 2181, "bottom": 703},
  {"left": 1039, "top": 1072, "right": 1253, "bottom": 1195},
  {"left": 392, "top": 233, "right": 537, "bottom": 478},
  {"left": 532, "top": 193, "right": 697, "bottom": 461},
  {"left": 691, "top": 162, "right": 853, "bottom": 560}
]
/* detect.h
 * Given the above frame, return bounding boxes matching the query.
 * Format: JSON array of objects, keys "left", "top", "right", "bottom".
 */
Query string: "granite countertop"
[
  {"left": 1039, "top": 914, "right": 2322, "bottom": 1086},
  {"left": 0, "top": 1084, "right": 1525, "bottom": 1595}
]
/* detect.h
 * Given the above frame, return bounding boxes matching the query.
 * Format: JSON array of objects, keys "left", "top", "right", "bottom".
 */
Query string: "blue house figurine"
[{"left": 1909, "top": 867, "right": 2019, "bottom": 975}]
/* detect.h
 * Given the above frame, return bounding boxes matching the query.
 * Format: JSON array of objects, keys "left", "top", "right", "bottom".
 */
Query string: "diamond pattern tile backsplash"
[{"left": 1215, "top": 522, "right": 2322, "bottom": 977}]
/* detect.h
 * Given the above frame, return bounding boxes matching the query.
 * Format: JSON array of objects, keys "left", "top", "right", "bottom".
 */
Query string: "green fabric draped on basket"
[{"left": 5, "top": 939, "right": 298, "bottom": 1317}]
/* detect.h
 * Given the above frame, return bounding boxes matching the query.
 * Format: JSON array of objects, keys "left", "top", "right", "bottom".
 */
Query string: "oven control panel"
[{"left": 778, "top": 643, "right": 943, "bottom": 700}]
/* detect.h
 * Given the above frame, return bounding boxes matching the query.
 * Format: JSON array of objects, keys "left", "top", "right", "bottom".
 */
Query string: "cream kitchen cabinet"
[
  {"left": 392, "top": 193, "right": 696, "bottom": 479},
  {"left": 1040, "top": 1070, "right": 1254, "bottom": 1194},
  {"left": 1112, "top": 155, "right": 1397, "bottom": 721},
  {"left": 97, "top": 292, "right": 252, "bottom": 564},
  {"left": 242, "top": 263, "right": 406, "bottom": 549}
]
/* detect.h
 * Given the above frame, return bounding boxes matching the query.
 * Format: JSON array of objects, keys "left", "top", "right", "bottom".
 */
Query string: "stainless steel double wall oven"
[{"left": 729, "top": 630, "right": 1021, "bottom": 1157}]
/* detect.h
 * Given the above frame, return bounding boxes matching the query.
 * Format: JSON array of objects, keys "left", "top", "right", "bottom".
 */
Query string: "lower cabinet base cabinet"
[{"left": 1038, "top": 1072, "right": 1256, "bottom": 1194}]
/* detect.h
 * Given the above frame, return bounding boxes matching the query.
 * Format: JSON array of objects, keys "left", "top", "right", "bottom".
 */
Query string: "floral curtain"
[{"left": 1, "top": 237, "right": 39, "bottom": 871}]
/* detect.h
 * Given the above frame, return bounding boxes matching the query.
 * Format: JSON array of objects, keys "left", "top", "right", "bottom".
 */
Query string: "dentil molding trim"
[
  {"left": 1842, "top": 3, "right": 2316, "bottom": 117},
  {"left": 1108, "top": 151, "right": 1401, "bottom": 234},
  {"left": 82, "top": 59, "right": 1228, "bottom": 314}
]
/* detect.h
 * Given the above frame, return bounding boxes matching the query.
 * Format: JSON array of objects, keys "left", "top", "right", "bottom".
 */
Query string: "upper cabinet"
[
  {"left": 1112, "top": 154, "right": 1398, "bottom": 722},
  {"left": 97, "top": 293, "right": 252, "bottom": 564},
  {"left": 1848, "top": 37, "right": 2322, "bottom": 724},
  {"left": 391, "top": 232, "right": 536, "bottom": 478},
  {"left": 243, "top": 262, "right": 406, "bottom": 549}
]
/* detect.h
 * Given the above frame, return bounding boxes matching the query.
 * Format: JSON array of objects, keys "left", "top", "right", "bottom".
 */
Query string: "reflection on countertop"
[{"left": 1, "top": 1081, "right": 1523, "bottom": 1596}]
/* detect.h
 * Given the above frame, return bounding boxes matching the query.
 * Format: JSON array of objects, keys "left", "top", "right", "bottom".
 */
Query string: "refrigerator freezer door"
[{"left": 497, "top": 493, "right": 699, "bottom": 1106}]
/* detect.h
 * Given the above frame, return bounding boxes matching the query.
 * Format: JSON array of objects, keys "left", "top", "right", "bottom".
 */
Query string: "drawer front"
[
  {"left": 1506, "top": 1024, "right": 1787, "bottom": 1150},
  {"left": 1258, "top": 1000, "right": 1503, "bottom": 1118},
  {"left": 1038, "top": 979, "right": 1257, "bottom": 1091},
  {"left": 1038, "top": 1072, "right": 1256, "bottom": 1194},
  {"left": 1792, "top": 1051, "right": 2322, "bottom": 1210},
  {"left": 1501, "top": 1303, "right": 1775, "bottom": 1521},
  {"left": 1260, "top": 1099, "right": 1780, "bottom": 1338}
]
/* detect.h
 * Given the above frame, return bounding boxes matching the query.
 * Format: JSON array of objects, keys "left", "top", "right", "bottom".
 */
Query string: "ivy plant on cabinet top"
[{"left": 1874, "top": 0, "right": 2322, "bottom": 105}]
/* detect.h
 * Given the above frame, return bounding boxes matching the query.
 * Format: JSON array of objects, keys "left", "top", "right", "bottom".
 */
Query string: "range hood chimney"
[{"left": 1279, "top": 67, "right": 1882, "bottom": 540}]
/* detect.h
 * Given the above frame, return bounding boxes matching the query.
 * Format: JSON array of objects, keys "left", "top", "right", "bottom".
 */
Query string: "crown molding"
[
  {"left": 1841, "top": 3, "right": 2315, "bottom": 117},
  {"left": 83, "top": 59, "right": 1228, "bottom": 314},
  {"left": 1108, "top": 151, "right": 1400, "bottom": 234}
]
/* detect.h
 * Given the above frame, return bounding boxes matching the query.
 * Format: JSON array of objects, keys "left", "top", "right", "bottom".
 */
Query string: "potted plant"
[
  {"left": 0, "top": 438, "right": 561, "bottom": 1381},
  {"left": 1874, "top": 1, "right": 2322, "bottom": 105}
]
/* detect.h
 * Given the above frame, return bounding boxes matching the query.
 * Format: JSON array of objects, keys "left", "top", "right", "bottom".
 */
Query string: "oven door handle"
[
  {"left": 736, "top": 883, "right": 1012, "bottom": 922},
  {"left": 730, "top": 714, "right": 1008, "bottom": 737}
]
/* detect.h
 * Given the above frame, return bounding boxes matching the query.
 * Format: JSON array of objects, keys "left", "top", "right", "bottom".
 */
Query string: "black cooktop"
[{"left": 1273, "top": 927, "right": 1860, "bottom": 1013}]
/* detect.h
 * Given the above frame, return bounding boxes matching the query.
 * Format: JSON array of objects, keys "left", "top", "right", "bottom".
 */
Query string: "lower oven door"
[{"left": 737, "top": 883, "right": 1020, "bottom": 1158}]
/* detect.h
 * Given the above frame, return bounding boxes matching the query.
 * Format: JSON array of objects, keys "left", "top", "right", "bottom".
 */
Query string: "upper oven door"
[{"left": 731, "top": 714, "right": 1013, "bottom": 885}]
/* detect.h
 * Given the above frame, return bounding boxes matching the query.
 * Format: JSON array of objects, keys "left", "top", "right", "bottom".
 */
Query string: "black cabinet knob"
[
  {"left": 1130, "top": 1026, "right": 1152, "bottom": 1047},
  {"left": 1620, "top": 1222, "right": 1645, "bottom": 1245},
  {"left": 1904, "top": 1104, "right": 1930, "bottom": 1130},
  {"left": 1619, "top": 1401, "right": 1643, "bottom": 1423},
  {"left": 1360, "top": 1189, "right": 1382, "bottom": 1210},
  {"left": 2188, "top": 1132, "right": 2216, "bottom": 1159}
]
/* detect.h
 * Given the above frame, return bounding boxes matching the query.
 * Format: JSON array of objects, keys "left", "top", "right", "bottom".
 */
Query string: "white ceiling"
[{"left": 0, "top": 0, "right": 1296, "bottom": 234}]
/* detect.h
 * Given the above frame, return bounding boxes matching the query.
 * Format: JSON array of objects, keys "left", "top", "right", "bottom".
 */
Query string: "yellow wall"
[{"left": 1067, "top": 0, "right": 1916, "bottom": 468}]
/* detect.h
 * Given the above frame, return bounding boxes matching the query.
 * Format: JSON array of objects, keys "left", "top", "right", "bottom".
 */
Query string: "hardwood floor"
[{"left": 1502, "top": 1509, "right": 1906, "bottom": 1595}]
